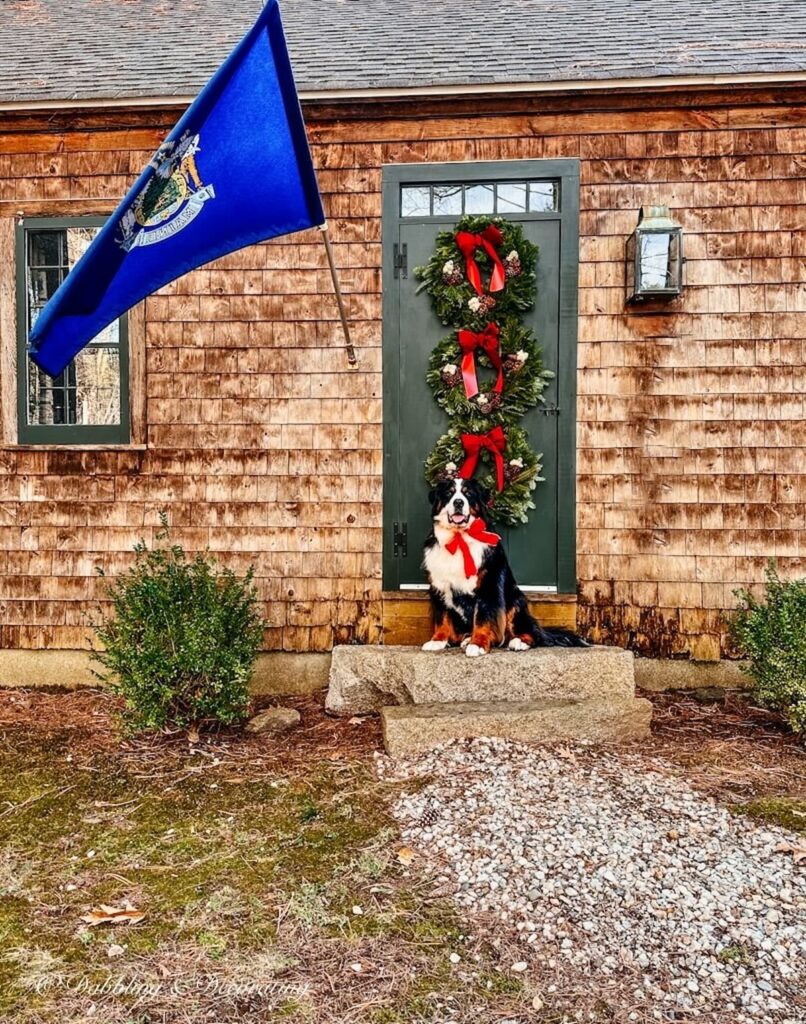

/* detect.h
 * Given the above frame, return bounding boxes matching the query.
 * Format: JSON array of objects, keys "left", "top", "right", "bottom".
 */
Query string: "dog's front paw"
[
  {"left": 422, "top": 639, "right": 448, "bottom": 652},
  {"left": 508, "top": 637, "right": 531, "bottom": 651},
  {"left": 465, "top": 643, "right": 487, "bottom": 658},
  {"left": 459, "top": 636, "right": 471, "bottom": 648}
]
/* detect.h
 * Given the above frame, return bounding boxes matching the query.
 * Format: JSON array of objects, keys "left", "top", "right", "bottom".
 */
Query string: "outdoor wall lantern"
[{"left": 626, "top": 205, "right": 684, "bottom": 303}]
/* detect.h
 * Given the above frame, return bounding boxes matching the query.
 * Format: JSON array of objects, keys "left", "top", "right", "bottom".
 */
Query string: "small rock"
[{"left": 245, "top": 707, "right": 301, "bottom": 736}]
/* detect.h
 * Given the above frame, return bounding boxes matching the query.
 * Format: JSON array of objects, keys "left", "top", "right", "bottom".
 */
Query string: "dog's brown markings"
[
  {"left": 469, "top": 610, "right": 505, "bottom": 652},
  {"left": 430, "top": 611, "right": 464, "bottom": 645}
]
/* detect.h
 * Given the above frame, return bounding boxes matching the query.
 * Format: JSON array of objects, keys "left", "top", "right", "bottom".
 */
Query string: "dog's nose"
[{"left": 453, "top": 498, "right": 465, "bottom": 510}]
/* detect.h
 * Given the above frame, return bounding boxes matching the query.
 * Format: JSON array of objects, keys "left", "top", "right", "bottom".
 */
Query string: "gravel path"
[{"left": 379, "top": 738, "right": 805, "bottom": 1023}]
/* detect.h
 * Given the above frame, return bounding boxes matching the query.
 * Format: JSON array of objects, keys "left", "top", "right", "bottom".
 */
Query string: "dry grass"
[{"left": 0, "top": 683, "right": 802, "bottom": 1024}]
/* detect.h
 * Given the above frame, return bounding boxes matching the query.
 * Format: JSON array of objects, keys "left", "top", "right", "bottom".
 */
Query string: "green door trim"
[{"left": 381, "top": 158, "right": 580, "bottom": 593}]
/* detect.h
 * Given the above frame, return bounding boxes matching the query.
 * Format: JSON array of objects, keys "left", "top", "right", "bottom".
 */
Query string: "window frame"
[{"left": 15, "top": 215, "right": 130, "bottom": 445}]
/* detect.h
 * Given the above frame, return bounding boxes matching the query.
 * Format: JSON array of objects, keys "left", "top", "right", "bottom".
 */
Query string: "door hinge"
[
  {"left": 393, "top": 243, "right": 408, "bottom": 279},
  {"left": 393, "top": 521, "right": 408, "bottom": 557},
  {"left": 541, "top": 404, "right": 561, "bottom": 415}
]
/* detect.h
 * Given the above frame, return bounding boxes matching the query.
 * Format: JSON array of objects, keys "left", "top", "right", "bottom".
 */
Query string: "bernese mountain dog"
[{"left": 423, "top": 478, "right": 587, "bottom": 657}]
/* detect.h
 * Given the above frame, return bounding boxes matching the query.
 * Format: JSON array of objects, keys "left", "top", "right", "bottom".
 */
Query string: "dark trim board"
[{"left": 381, "top": 158, "right": 580, "bottom": 593}]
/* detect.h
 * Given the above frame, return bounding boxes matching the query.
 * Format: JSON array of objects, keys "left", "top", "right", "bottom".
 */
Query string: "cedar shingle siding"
[{"left": 0, "top": 84, "right": 804, "bottom": 657}]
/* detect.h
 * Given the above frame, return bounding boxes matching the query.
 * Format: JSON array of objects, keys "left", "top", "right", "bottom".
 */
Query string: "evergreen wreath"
[
  {"left": 417, "top": 215, "right": 546, "bottom": 526},
  {"left": 414, "top": 215, "right": 539, "bottom": 328},
  {"left": 426, "top": 317, "right": 553, "bottom": 432},
  {"left": 424, "top": 425, "right": 543, "bottom": 526}
]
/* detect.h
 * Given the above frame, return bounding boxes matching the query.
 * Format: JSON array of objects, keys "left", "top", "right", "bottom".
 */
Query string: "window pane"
[
  {"left": 401, "top": 186, "right": 430, "bottom": 217},
  {"left": 528, "top": 181, "right": 558, "bottom": 212},
  {"left": 432, "top": 185, "right": 463, "bottom": 216},
  {"left": 496, "top": 182, "right": 528, "bottom": 213},
  {"left": 73, "top": 347, "right": 121, "bottom": 424},
  {"left": 28, "top": 232, "right": 62, "bottom": 268},
  {"left": 464, "top": 184, "right": 494, "bottom": 214},
  {"left": 25, "top": 224, "right": 122, "bottom": 429}
]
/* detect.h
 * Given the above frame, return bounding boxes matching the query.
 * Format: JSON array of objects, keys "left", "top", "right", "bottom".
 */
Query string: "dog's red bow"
[
  {"left": 458, "top": 425, "right": 507, "bottom": 492},
  {"left": 455, "top": 225, "right": 506, "bottom": 296},
  {"left": 457, "top": 323, "right": 503, "bottom": 399},
  {"left": 445, "top": 518, "right": 500, "bottom": 578}
]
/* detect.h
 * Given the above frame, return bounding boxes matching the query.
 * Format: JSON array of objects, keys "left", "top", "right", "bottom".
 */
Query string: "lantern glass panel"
[{"left": 638, "top": 229, "right": 680, "bottom": 291}]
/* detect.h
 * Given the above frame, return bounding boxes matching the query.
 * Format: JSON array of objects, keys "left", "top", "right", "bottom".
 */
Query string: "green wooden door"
[{"left": 382, "top": 160, "right": 579, "bottom": 594}]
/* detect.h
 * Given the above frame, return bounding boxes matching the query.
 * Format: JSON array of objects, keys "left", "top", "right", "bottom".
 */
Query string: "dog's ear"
[
  {"left": 469, "top": 479, "right": 490, "bottom": 511},
  {"left": 428, "top": 488, "right": 437, "bottom": 505}
]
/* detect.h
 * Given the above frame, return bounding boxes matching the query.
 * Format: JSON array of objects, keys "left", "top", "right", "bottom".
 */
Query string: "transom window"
[
  {"left": 401, "top": 179, "right": 559, "bottom": 218},
  {"left": 17, "top": 217, "right": 129, "bottom": 444}
]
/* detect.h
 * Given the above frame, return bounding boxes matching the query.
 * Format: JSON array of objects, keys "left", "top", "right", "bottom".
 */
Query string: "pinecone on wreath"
[
  {"left": 441, "top": 363, "right": 463, "bottom": 388},
  {"left": 476, "top": 391, "right": 502, "bottom": 415},
  {"left": 504, "top": 457, "right": 525, "bottom": 483},
  {"left": 442, "top": 259, "right": 463, "bottom": 286},
  {"left": 503, "top": 349, "right": 529, "bottom": 374},
  {"left": 439, "top": 461, "right": 459, "bottom": 482},
  {"left": 505, "top": 250, "right": 522, "bottom": 278}
]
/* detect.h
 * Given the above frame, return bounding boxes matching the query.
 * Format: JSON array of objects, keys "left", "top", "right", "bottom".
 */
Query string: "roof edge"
[{"left": 2, "top": 68, "right": 806, "bottom": 111}]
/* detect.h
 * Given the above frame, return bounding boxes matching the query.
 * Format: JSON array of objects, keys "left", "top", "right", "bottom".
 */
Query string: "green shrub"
[
  {"left": 93, "top": 518, "right": 264, "bottom": 733},
  {"left": 730, "top": 563, "right": 806, "bottom": 734}
]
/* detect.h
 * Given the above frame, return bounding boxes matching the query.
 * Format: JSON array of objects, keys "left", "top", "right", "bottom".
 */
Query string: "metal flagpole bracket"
[{"left": 319, "top": 223, "right": 358, "bottom": 367}]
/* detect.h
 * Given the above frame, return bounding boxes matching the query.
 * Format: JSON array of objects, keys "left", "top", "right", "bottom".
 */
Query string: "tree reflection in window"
[{"left": 26, "top": 228, "right": 121, "bottom": 427}]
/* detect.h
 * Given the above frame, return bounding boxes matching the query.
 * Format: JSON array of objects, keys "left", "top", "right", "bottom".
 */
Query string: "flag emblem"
[{"left": 118, "top": 132, "right": 216, "bottom": 251}]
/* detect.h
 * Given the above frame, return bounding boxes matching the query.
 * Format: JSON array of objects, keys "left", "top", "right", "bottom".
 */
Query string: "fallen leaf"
[
  {"left": 397, "top": 846, "right": 416, "bottom": 866},
  {"left": 555, "top": 745, "right": 577, "bottom": 763},
  {"left": 107, "top": 944, "right": 126, "bottom": 958},
  {"left": 348, "top": 716, "right": 366, "bottom": 726},
  {"left": 349, "top": 962, "right": 364, "bottom": 974},
  {"left": 80, "top": 904, "right": 146, "bottom": 927},
  {"left": 775, "top": 840, "right": 806, "bottom": 864},
  {"left": 187, "top": 726, "right": 200, "bottom": 745}
]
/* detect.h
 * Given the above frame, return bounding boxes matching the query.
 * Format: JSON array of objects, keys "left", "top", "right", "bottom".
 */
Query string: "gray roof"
[{"left": 2, "top": 0, "right": 806, "bottom": 104}]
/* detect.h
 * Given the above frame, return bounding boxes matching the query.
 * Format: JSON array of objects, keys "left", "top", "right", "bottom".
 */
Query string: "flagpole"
[{"left": 319, "top": 224, "right": 357, "bottom": 366}]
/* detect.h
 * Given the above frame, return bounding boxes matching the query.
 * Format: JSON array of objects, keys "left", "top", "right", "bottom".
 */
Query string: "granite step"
[
  {"left": 326, "top": 644, "right": 636, "bottom": 715},
  {"left": 381, "top": 696, "right": 653, "bottom": 756}
]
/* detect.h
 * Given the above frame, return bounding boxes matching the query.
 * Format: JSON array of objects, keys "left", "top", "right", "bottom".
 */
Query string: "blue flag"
[{"left": 29, "top": 0, "right": 324, "bottom": 378}]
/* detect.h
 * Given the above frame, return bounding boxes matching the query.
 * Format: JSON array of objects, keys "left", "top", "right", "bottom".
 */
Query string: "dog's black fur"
[{"left": 423, "top": 478, "right": 587, "bottom": 654}]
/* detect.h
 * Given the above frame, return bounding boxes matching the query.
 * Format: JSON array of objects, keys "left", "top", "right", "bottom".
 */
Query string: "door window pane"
[
  {"left": 432, "top": 185, "right": 463, "bottom": 216},
  {"left": 464, "top": 183, "right": 495, "bottom": 214},
  {"left": 497, "top": 182, "right": 528, "bottom": 213},
  {"left": 529, "top": 181, "right": 559, "bottom": 212},
  {"left": 401, "top": 186, "right": 431, "bottom": 217}
]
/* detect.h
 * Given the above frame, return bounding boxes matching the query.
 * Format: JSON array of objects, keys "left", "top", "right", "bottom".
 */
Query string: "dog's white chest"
[{"left": 424, "top": 531, "right": 487, "bottom": 607}]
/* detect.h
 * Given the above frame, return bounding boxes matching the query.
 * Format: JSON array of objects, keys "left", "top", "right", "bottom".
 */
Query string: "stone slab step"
[
  {"left": 326, "top": 644, "right": 635, "bottom": 715},
  {"left": 381, "top": 696, "right": 653, "bottom": 756}
]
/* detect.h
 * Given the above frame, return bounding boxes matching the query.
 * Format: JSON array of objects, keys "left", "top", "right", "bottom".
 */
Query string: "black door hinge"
[
  {"left": 393, "top": 243, "right": 408, "bottom": 279},
  {"left": 541, "top": 404, "right": 561, "bottom": 415},
  {"left": 393, "top": 521, "right": 408, "bottom": 557}
]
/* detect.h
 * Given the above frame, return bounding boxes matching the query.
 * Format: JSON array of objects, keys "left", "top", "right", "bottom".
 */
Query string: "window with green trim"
[{"left": 17, "top": 217, "right": 129, "bottom": 444}]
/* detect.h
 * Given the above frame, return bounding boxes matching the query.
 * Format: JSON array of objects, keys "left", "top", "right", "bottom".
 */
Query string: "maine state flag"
[{"left": 29, "top": 0, "right": 324, "bottom": 377}]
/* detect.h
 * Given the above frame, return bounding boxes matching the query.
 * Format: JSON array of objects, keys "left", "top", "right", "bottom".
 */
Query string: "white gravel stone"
[{"left": 379, "top": 737, "right": 806, "bottom": 1024}]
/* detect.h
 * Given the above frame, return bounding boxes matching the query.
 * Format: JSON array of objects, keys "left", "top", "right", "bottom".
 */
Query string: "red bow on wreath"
[
  {"left": 455, "top": 225, "right": 506, "bottom": 296},
  {"left": 458, "top": 424, "right": 507, "bottom": 492},
  {"left": 445, "top": 518, "right": 501, "bottom": 578},
  {"left": 457, "top": 323, "right": 503, "bottom": 399}
]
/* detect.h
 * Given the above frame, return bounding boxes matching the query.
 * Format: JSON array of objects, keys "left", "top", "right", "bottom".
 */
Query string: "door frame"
[{"left": 381, "top": 158, "right": 580, "bottom": 593}]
